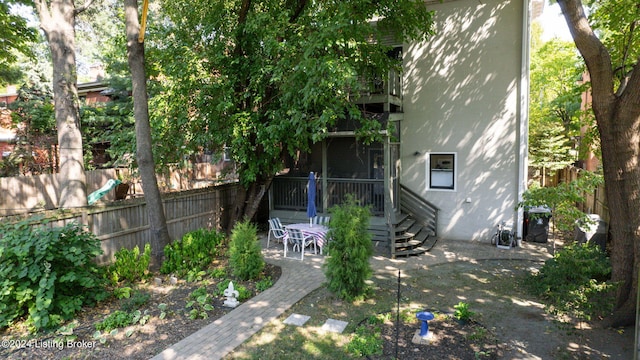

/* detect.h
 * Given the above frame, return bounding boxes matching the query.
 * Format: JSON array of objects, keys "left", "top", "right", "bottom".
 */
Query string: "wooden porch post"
[{"left": 322, "top": 139, "right": 328, "bottom": 212}]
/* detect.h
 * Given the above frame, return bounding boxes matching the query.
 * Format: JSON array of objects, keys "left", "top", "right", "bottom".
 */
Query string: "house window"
[
  {"left": 223, "top": 146, "right": 232, "bottom": 162},
  {"left": 427, "top": 153, "right": 456, "bottom": 190}
]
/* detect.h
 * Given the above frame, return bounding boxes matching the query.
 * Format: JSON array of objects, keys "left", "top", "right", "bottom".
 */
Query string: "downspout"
[{"left": 517, "top": 0, "right": 532, "bottom": 239}]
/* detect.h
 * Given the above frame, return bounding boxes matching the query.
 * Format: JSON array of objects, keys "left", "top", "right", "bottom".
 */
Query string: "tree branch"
[
  {"left": 74, "top": 0, "right": 95, "bottom": 15},
  {"left": 557, "top": 0, "right": 615, "bottom": 100}
]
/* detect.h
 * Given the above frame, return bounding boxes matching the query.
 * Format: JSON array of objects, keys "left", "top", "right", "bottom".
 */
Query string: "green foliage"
[
  {"left": 146, "top": 0, "right": 435, "bottom": 214},
  {"left": 586, "top": 0, "right": 640, "bottom": 85},
  {"left": 346, "top": 325, "right": 383, "bottom": 357},
  {"left": 94, "top": 309, "right": 150, "bottom": 332},
  {"left": 525, "top": 242, "right": 616, "bottom": 321},
  {"left": 186, "top": 286, "right": 214, "bottom": 320},
  {"left": 323, "top": 195, "right": 374, "bottom": 301},
  {"left": 94, "top": 310, "right": 134, "bottom": 332},
  {"left": 113, "top": 286, "right": 132, "bottom": 299},
  {"left": 453, "top": 302, "right": 476, "bottom": 322},
  {"left": 2, "top": 82, "right": 56, "bottom": 176},
  {"left": 528, "top": 37, "right": 588, "bottom": 178},
  {"left": 228, "top": 221, "right": 264, "bottom": 281},
  {"left": 255, "top": 277, "right": 273, "bottom": 292},
  {"left": 108, "top": 244, "right": 151, "bottom": 284},
  {"left": 0, "top": 2, "right": 36, "bottom": 72},
  {"left": 0, "top": 220, "right": 108, "bottom": 332},
  {"left": 518, "top": 172, "right": 604, "bottom": 233},
  {"left": 236, "top": 284, "right": 251, "bottom": 302},
  {"left": 208, "top": 267, "right": 227, "bottom": 279},
  {"left": 160, "top": 228, "right": 225, "bottom": 276},
  {"left": 119, "top": 291, "right": 151, "bottom": 312}
]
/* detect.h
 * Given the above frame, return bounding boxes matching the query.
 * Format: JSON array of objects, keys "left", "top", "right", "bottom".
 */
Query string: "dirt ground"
[
  {"left": 0, "top": 261, "right": 282, "bottom": 360},
  {"left": 1, "top": 237, "right": 635, "bottom": 359},
  {"left": 381, "top": 259, "right": 634, "bottom": 360}
]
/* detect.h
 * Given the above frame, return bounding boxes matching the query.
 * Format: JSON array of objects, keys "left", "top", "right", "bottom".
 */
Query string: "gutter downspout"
[{"left": 517, "top": 0, "right": 532, "bottom": 239}]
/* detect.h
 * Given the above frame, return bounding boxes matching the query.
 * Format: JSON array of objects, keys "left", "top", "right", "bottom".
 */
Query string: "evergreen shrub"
[
  {"left": 323, "top": 195, "right": 373, "bottom": 301},
  {"left": 0, "top": 220, "right": 108, "bottom": 332},
  {"left": 229, "top": 220, "right": 264, "bottom": 281}
]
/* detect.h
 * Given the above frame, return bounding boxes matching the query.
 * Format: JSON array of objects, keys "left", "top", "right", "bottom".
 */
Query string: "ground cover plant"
[
  {"left": 0, "top": 224, "right": 279, "bottom": 360},
  {"left": 524, "top": 241, "right": 617, "bottom": 322},
  {"left": 0, "top": 220, "right": 108, "bottom": 332}
]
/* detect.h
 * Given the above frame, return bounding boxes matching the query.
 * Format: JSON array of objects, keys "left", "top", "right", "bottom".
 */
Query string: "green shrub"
[
  {"left": 186, "top": 286, "right": 214, "bottom": 320},
  {"left": 525, "top": 242, "right": 616, "bottom": 321},
  {"left": 160, "top": 228, "right": 225, "bottom": 276},
  {"left": 119, "top": 290, "right": 151, "bottom": 312},
  {"left": 108, "top": 243, "right": 151, "bottom": 284},
  {"left": 323, "top": 195, "right": 373, "bottom": 301},
  {"left": 228, "top": 221, "right": 264, "bottom": 281},
  {"left": 94, "top": 310, "right": 134, "bottom": 332},
  {"left": 255, "top": 277, "right": 273, "bottom": 292},
  {"left": 0, "top": 220, "right": 108, "bottom": 332},
  {"left": 453, "top": 301, "right": 475, "bottom": 322},
  {"left": 346, "top": 325, "right": 383, "bottom": 357}
]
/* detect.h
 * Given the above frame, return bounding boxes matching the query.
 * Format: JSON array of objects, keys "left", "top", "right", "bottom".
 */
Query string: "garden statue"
[{"left": 223, "top": 281, "right": 240, "bottom": 308}]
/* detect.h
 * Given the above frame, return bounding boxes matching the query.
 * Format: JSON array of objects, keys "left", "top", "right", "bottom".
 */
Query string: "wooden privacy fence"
[
  {"left": 2, "top": 183, "right": 239, "bottom": 265},
  {"left": 0, "top": 164, "right": 235, "bottom": 216},
  {"left": 554, "top": 166, "right": 609, "bottom": 223}
]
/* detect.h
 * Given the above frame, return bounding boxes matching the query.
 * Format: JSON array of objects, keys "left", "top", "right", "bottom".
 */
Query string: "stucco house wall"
[{"left": 401, "top": 0, "right": 529, "bottom": 241}]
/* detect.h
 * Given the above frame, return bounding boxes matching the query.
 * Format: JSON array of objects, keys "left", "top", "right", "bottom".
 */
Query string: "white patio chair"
[
  {"left": 267, "top": 218, "right": 288, "bottom": 248},
  {"left": 313, "top": 216, "right": 330, "bottom": 226},
  {"left": 286, "top": 228, "right": 316, "bottom": 260}
]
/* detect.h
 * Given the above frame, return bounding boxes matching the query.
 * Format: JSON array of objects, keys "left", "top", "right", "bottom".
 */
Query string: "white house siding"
[{"left": 401, "top": 0, "right": 528, "bottom": 241}]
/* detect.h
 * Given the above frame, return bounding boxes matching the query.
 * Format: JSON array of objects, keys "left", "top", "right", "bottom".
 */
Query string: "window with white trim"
[
  {"left": 427, "top": 153, "right": 456, "bottom": 190},
  {"left": 223, "top": 146, "right": 232, "bottom": 162}
]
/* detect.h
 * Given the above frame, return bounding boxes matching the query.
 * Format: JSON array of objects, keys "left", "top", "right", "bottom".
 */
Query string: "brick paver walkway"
[{"left": 151, "top": 236, "right": 554, "bottom": 360}]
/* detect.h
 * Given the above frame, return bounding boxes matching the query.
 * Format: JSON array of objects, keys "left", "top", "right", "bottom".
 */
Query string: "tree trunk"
[
  {"left": 124, "top": 0, "right": 171, "bottom": 266},
  {"left": 559, "top": 0, "right": 640, "bottom": 326},
  {"left": 226, "top": 175, "right": 273, "bottom": 233},
  {"left": 35, "top": 0, "right": 87, "bottom": 208}
]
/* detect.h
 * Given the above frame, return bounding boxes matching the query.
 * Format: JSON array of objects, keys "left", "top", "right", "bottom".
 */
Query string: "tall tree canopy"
[
  {"left": 149, "top": 0, "right": 434, "bottom": 227},
  {"left": 0, "top": 1, "right": 36, "bottom": 85},
  {"left": 529, "top": 34, "right": 587, "bottom": 183},
  {"left": 558, "top": 0, "right": 640, "bottom": 326}
]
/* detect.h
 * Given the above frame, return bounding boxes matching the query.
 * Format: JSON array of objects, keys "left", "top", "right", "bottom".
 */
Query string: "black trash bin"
[
  {"left": 524, "top": 206, "right": 551, "bottom": 243},
  {"left": 574, "top": 214, "right": 607, "bottom": 252}
]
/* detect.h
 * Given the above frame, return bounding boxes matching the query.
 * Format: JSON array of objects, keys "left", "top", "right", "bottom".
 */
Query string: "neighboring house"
[
  {"left": 269, "top": 0, "right": 530, "bottom": 257},
  {"left": 0, "top": 86, "right": 18, "bottom": 161},
  {"left": 1, "top": 81, "right": 236, "bottom": 182}
]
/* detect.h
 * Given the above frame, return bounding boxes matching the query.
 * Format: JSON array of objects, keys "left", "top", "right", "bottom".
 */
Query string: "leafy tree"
[
  {"left": 149, "top": 0, "right": 435, "bottom": 228},
  {"left": 557, "top": 0, "right": 640, "bottom": 326},
  {"left": 124, "top": 0, "right": 170, "bottom": 264},
  {"left": 32, "top": 0, "right": 94, "bottom": 208},
  {"left": 529, "top": 35, "right": 586, "bottom": 183},
  {"left": 0, "top": 1, "right": 36, "bottom": 85},
  {"left": 5, "top": 81, "right": 56, "bottom": 175}
]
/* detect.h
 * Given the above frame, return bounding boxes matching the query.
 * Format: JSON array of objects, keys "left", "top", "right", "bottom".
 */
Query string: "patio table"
[{"left": 285, "top": 223, "right": 329, "bottom": 254}]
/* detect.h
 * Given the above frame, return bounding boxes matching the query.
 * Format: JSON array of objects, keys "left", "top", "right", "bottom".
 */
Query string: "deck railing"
[
  {"left": 271, "top": 177, "right": 384, "bottom": 215},
  {"left": 358, "top": 68, "right": 402, "bottom": 98}
]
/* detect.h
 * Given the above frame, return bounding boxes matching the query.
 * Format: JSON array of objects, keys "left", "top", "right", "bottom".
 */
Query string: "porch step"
[
  {"left": 395, "top": 245, "right": 431, "bottom": 257},
  {"left": 392, "top": 211, "right": 437, "bottom": 258}
]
